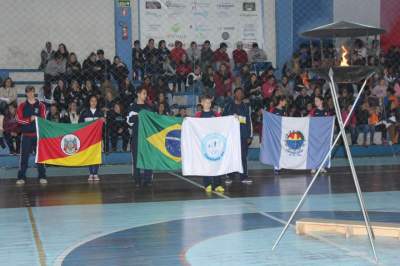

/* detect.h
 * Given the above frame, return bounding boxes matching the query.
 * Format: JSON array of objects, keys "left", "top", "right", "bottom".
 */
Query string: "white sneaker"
[
  {"left": 39, "top": 178, "right": 48, "bottom": 185},
  {"left": 93, "top": 175, "right": 100, "bottom": 181},
  {"left": 88, "top": 175, "right": 94, "bottom": 181},
  {"left": 311, "top": 169, "right": 316, "bottom": 174},
  {"left": 16, "top": 179, "right": 25, "bottom": 185},
  {"left": 321, "top": 168, "right": 327, "bottom": 173}
]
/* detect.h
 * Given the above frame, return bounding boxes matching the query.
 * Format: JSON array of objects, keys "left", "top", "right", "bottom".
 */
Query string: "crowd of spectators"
[{"left": 1, "top": 38, "right": 400, "bottom": 155}]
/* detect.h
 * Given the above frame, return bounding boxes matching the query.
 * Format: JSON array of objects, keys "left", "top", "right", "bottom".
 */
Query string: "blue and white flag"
[
  {"left": 181, "top": 116, "right": 243, "bottom": 176},
  {"left": 260, "top": 111, "right": 334, "bottom": 170}
]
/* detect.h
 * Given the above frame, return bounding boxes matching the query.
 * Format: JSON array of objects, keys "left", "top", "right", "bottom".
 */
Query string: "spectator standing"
[
  {"left": 341, "top": 104, "right": 358, "bottom": 145},
  {"left": 119, "top": 77, "right": 136, "bottom": 110},
  {"left": 110, "top": 56, "right": 129, "bottom": 85},
  {"left": 170, "top": 40, "right": 186, "bottom": 66},
  {"left": 295, "top": 87, "right": 312, "bottom": 116},
  {"left": 202, "top": 65, "right": 216, "bottom": 97},
  {"left": 132, "top": 40, "right": 145, "bottom": 80},
  {"left": 57, "top": 43, "right": 69, "bottom": 61},
  {"left": 96, "top": 49, "right": 111, "bottom": 81},
  {"left": 232, "top": 42, "right": 248, "bottom": 72},
  {"left": 213, "top": 63, "right": 232, "bottom": 106},
  {"left": 200, "top": 40, "right": 213, "bottom": 71},
  {"left": 66, "top": 53, "right": 82, "bottom": 82},
  {"left": 213, "top": 42, "right": 230, "bottom": 69},
  {"left": 175, "top": 54, "right": 192, "bottom": 92},
  {"left": 53, "top": 79, "right": 68, "bottom": 111},
  {"left": 82, "top": 52, "right": 98, "bottom": 81},
  {"left": 248, "top": 42, "right": 267, "bottom": 63},
  {"left": 143, "top": 39, "right": 159, "bottom": 76},
  {"left": 186, "top": 41, "right": 201, "bottom": 68},
  {"left": 356, "top": 103, "right": 373, "bottom": 146},
  {"left": 39, "top": 41, "right": 55, "bottom": 70},
  {"left": 44, "top": 52, "right": 66, "bottom": 83}
]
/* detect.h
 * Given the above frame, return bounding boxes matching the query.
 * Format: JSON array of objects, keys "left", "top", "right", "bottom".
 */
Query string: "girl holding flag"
[
  {"left": 309, "top": 96, "right": 329, "bottom": 174},
  {"left": 79, "top": 95, "right": 104, "bottom": 181}
]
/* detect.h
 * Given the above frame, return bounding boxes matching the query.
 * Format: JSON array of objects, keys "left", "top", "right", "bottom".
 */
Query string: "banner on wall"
[{"left": 139, "top": 0, "right": 264, "bottom": 50}]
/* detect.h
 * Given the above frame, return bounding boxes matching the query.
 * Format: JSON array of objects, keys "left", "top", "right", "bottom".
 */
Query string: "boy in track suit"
[
  {"left": 16, "top": 86, "right": 47, "bottom": 185},
  {"left": 126, "top": 87, "right": 154, "bottom": 187},
  {"left": 195, "top": 95, "right": 225, "bottom": 193}
]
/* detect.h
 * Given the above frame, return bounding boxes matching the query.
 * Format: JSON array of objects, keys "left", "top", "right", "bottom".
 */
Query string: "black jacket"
[
  {"left": 79, "top": 108, "right": 104, "bottom": 123},
  {"left": 222, "top": 101, "right": 252, "bottom": 140}
]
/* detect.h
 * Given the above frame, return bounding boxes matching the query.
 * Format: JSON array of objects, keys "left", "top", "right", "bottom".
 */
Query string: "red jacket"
[
  {"left": 195, "top": 111, "right": 221, "bottom": 117},
  {"left": 176, "top": 63, "right": 192, "bottom": 76},
  {"left": 17, "top": 100, "right": 46, "bottom": 136},
  {"left": 170, "top": 48, "right": 186, "bottom": 65},
  {"left": 213, "top": 71, "right": 233, "bottom": 97},
  {"left": 233, "top": 49, "right": 248, "bottom": 65},
  {"left": 213, "top": 49, "right": 230, "bottom": 63},
  {"left": 3, "top": 113, "right": 20, "bottom": 134}
]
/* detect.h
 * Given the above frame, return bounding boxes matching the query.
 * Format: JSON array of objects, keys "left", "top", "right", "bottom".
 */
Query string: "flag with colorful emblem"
[
  {"left": 260, "top": 111, "right": 334, "bottom": 170},
  {"left": 35, "top": 118, "right": 104, "bottom": 166},
  {"left": 137, "top": 110, "right": 183, "bottom": 170}
]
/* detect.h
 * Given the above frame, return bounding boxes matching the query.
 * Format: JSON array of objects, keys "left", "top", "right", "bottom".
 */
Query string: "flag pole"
[
  {"left": 328, "top": 69, "right": 378, "bottom": 262},
  {"left": 272, "top": 71, "right": 374, "bottom": 252}
]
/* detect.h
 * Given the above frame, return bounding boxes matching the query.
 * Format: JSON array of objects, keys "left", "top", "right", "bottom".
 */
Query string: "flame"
[{"left": 340, "top": 45, "right": 349, "bottom": 67}]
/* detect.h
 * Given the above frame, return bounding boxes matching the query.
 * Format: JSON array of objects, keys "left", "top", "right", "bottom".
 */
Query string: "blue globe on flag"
[{"left": 165, "top": 129, "right": 181, "bottom": 158}]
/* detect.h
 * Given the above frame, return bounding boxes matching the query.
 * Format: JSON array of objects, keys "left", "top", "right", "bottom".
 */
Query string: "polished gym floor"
[{"left": 1, "top": 158, "right": 400, "bottom": 266}]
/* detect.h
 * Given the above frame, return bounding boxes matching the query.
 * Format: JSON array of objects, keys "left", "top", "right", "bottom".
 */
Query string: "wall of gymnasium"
[{"left": 0, "top": 0, "right": 115, "bottom": 69}]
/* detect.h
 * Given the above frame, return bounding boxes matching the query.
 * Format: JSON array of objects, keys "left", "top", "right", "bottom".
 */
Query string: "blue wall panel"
[
  {"left": 292, "top": 0, "right": 333, "bottom": 50},
  {"left": 275, "top": 0, "right": 294, "bottom": 73}
]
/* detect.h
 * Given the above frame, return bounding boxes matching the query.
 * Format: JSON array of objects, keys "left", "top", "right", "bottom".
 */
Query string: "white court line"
[{"left": 168, "top": 172, "right": 381, "bottom": 266}]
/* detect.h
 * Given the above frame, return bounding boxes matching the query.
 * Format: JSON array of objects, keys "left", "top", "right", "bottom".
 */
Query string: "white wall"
[
  {"left": 132, "top": 0, "right": 277, "bottom": 67},
  {"left": 0, "top": 0, "right": 115, "bottom": 69},
  {"left": 263, "top": 0, "right": 276, "bottom": 67},
  {"left": 334, "top": 0, "right": 380, "bottom": 27}
]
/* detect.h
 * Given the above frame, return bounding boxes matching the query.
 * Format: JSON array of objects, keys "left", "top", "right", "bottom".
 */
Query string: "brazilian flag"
[{"left": 137, "top": 110, "right": 183, "bottom": 170}]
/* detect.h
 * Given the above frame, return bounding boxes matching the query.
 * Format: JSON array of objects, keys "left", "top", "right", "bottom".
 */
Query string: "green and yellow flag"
[
  {"left": 35, "top": 118, "right": 104, "bottom": 166},
  {"left": 137, "top": 110, "right": 183, "bottom": 170}
]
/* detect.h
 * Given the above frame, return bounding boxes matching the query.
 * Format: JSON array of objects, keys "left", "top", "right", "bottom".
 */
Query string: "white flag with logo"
[{"left": 181, "top": 116, "right": 243, "bottom": 176}]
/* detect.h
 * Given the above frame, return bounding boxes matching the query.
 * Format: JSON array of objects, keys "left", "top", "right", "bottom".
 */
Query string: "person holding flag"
[
  {"left": 127, "top": 87, "right": 154, "bottom": 187},
  {"left": 309, "top": 96, "right": 329, "bottom": 174},
  {"left": 79, "top": 95, "right": 104, "bottom": 181},
  {"left": 195, "top": 95, "right": 225, "bottom": 193},
  {"left": 270, "top": 96, "right": 288, "bottom": 175},
  {"left": 16, "top": 86, "right": 47, "bottom": 185},
  {"left": 222, "top": 87, "right": 253, "bottom": 185}
]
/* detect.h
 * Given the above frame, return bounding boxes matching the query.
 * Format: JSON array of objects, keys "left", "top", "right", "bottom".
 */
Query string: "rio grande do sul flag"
[
  {"left": 260, "top": 111, "right": 334, "bottom": 170},
  {"left": 35, "top": 118, "right": 104, "bottom": 166}
]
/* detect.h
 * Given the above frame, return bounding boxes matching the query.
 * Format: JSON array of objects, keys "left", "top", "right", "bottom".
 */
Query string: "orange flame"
[{"left": 340, "top": 45, "right": 349, "bottom": 67}]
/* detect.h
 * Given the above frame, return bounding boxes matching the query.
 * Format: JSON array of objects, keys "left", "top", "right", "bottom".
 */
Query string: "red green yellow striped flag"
[{"left": 35, "top": 118, "right": 104, "bottom": 166}]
